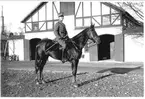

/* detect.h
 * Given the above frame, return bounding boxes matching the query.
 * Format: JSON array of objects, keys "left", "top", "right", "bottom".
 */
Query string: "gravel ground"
[{"left": 1, "top": 67, "right": 143, "bottom": 97}]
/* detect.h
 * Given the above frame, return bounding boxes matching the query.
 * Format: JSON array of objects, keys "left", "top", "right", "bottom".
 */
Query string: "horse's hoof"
[
  {"left": 42, "top": 80, "right": 46, "bottom": 84},
  {"left": 73, "top": 84, "right": 78, "bottom": 88},
  {"left": 36, "top": 82, "right": 39, "bottom": 85}
]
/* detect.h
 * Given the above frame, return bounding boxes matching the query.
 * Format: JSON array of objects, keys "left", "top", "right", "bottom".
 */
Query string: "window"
[
  {"left": 32, "top": 22, "right": 39, "bottom": 31},
  {"left": 111, "top": 14, "right": 120, "bottom": 25},
  {"left": 60, "top": 2, "right": 75, "bottom": 16},
  {"left": 102, "top": 15, "right": 110, "bottom": 25}
]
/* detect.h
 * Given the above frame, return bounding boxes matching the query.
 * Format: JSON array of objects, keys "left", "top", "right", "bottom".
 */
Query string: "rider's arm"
[{"left": 54, "top": 23, "right": 61, "bottom": 39}]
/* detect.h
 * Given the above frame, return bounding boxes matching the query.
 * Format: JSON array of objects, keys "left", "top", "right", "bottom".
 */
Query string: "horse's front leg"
[
  {"left": 40, "top": 71, "right": 45, "bottom": 84},
  {"left": 71, "top": 59, "right": 79, "bottom": 87},
  {"left": 35, "top": 69, "right": 40, "bottom": 85}
]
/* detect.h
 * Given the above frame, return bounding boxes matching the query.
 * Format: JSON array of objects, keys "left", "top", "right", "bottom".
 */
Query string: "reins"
[{"left": 45, "top": 42, "right": 57, "bottom": 52}]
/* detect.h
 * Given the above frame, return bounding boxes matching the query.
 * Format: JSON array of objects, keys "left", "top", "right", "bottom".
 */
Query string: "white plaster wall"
[
  {"left": 125, "top": 35, "right": 144, "bottom": 62},
  {"left": 25, "top": 32, "right": 55, "bottom": 40},
  {"left": 95, "top": 26, "right": 122, "bottom": 36},
  {"left": 8, "top": 39, "right": 24, "bottom": 61}
]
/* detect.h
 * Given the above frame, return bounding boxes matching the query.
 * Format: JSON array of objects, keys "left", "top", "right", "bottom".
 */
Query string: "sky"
[{"left": 0, "top": 1, "right": 41, "bottom": 33}]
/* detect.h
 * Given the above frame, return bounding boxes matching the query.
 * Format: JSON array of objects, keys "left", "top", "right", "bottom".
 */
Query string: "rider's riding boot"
[{"left": 62, "top": 48, "right": 67, "bottom": 63}]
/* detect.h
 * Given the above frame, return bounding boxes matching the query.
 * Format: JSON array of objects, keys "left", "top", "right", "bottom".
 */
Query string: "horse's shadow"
[
  {"left": 77, "top": 66, "right": 142, "bottom": 87},
  {"left": 45, "top": 66, "right": 142, "bottom": 87},
  {"left": 45, "top": 72, "right": 88, "bottom": 84},
  {"left": 77, "top": 73, "right": 114, "bottom": 87}
]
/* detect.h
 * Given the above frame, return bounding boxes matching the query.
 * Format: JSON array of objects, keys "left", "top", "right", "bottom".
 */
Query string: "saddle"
[
  {"left": 53, "top": 40, "right": 64, "bottom": 50},
  {"left": 53, "top": 40, "right": 67, "bottom": 63}
]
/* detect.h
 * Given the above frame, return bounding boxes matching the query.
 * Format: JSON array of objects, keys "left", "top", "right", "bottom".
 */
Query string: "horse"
[{"left": 35, "top": 24, "right": 100, "bottom": 87}]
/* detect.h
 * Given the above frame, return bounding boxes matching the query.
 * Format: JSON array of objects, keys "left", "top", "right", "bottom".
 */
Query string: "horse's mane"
[{"left": 71, "top": 27, "right": 89, "bottom": 41}]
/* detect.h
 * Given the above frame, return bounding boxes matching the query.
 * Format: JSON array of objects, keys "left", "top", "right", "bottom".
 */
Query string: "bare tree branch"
[{"left": 115, "top": 2, "right": 143, "bottom": 21}]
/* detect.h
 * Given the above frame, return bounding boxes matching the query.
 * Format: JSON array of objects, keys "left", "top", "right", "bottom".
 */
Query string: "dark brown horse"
[{"left": 35, "top": 24, "right": 100, "bottom": 87}]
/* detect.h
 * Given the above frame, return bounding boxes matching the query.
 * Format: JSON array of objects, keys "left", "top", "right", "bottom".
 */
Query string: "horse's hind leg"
[{"left": 35, "top": 59, "right": 42, "bottom": 85}]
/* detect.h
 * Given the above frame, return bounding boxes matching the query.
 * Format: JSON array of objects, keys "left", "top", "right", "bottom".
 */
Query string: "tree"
[
  {"left": 115, "top": 2, "right": 143, "bottom": 22},
  {"left": 114, "top": 2, "right": 144, "bottom": 38}
]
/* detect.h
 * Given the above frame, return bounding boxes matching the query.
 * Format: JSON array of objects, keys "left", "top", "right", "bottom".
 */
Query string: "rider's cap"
[{"left": 58, "top": 12, "right": 64, "bottom": 17}]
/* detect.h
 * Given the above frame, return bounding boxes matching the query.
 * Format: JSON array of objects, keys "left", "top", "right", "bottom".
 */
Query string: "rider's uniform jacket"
[{"left": 54, "top": 21, "right": 68, "bottom": 39}]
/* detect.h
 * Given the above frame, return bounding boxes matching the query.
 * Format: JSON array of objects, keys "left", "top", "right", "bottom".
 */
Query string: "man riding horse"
[{"left": 54, "top": 12, "right": 69, "bottom": 63}]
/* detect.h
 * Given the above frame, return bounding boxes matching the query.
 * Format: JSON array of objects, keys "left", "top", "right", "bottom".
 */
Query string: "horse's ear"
[{"left": 90, "top": 23, "right": 95, "bottom": 28}]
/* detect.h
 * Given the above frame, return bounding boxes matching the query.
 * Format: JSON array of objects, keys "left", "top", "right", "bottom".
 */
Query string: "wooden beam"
[
  {"left": 39, "top": 22, "right": 46, "bottom": 30},
  {"left": 24, "top": 23, "right": 26, "bottom": 33},
  {"left": 120, "top": 13, "right": 123, "bottom": 26},
  {"left": 110, "top": 7, "right": 111, "bottom": 25},
  {"left": 25, "top": 29, "right": 54, "bottom": 33},
  {"left": 111, "top": 14, "right": 120, "bottom": 25},
  {"left": 82, "top": 2, "right": 84, "bottom": 26},
  {"left": 74, "top": 13, "right": 76, "bottom": 27},
  {"left": 53, "top": 2, "right": 58, "bottom": 15},
  {"left": 75, "top": 2, "right": 81, "bottom": 16},
  {"left": 45, "top": 4, "right": 47, "bottom": 30},
  {"left": 75, "top": 2, "right": 81, "bottom": 27},
  {"left": 26, "top": 23, "right": 32, "bottom": 31},
  {"left": 45, "top": 4, "right": 47, "bottom": 21},
  {"left": 76, "top": 14, "right": 119, "bottom": 19},
  {"left": 92, "top": 17, "right": 101, "bottom": 26},
  {"left": 75, "top": 24, "right": 122, "bottom": 30},
  {"left": 52, "top": 2, "right": 54, "bottom": 29},
  {"left": 100, "top": 3, "right": 102, "bottom": 26},
  {"left": 31, "top": 16, "right": 33, "bottom": 22},
  {"left": 90, "top": 2, "right": 92, "bottom": 24}
]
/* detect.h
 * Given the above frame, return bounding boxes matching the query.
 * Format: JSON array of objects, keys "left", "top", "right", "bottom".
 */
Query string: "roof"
[
  {"left": 8, "top": 35, "right": 25, "bottom": 40},
  {"left": 1, "top": 34, "right": 24, "bottom": 40},
  {"left": 21, "top": 2, "right": 47, "bottom": 23},
  {"left": 102, "top": 2, "right": 143, "bottom": 27},
  {"left": 21, "top": 2, "right": 143, "bottom": 27}
]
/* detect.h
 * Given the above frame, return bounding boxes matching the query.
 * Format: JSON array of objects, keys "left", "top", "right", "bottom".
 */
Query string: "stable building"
[{"left": 16, "top": 1, "right": 143, "bottom": 62}]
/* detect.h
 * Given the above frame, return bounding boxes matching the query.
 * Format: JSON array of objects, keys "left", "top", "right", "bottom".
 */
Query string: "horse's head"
[{"left": 87, "top": 24, "right": 101, "bottom": 44}]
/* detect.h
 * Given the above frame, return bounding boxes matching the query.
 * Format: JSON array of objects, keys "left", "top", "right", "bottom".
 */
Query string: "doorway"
[{"left": 98, "top": 34, "right": 114, "bottom": 61}]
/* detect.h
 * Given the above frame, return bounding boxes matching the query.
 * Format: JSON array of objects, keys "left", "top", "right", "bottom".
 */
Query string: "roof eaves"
[
  {"left": 102, "top": 2, "right": 126, "bottom": 13},
  {"left": 21, "top": 2, "right": 47, "bottom": 23}
]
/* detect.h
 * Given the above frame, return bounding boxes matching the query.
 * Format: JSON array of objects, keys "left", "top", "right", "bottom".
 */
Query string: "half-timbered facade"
[{"left": 18, "top": 1, "right": 143, "bottom": 62}]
